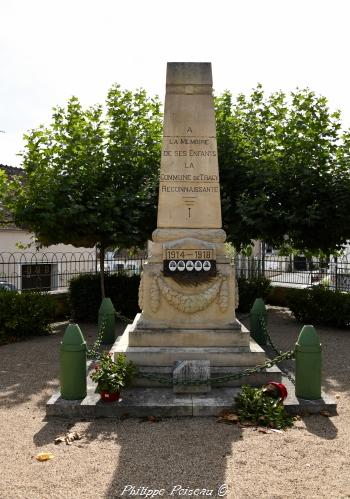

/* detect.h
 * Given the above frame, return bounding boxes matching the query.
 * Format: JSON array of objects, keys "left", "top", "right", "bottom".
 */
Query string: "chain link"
[
  {"left": 138, "top": 349, "right": 295, "bottom": 386},
  {"left": 260, "top": 317, "right": 296, "bottom": 386},
  {"left": 87, "top": 318, "right": 106, "bottom": 360},
  {"left": 95, "top": 308, "right": 296, "bottom": 386}
]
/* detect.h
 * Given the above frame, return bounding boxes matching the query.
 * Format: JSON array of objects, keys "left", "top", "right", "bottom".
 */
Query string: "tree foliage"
[
  {"left": 216, "top": 85, "right": 350, "bottom": 255},
  {"left": 4, "top": 83, "right": 350, "bottom": 270},
  {"left": 9, "top": 85, "right": 162, "bottom": 249},
  {"left": 0, "top": 169, "right": 7, "bottom": 225},
  {"left": 5, "top": 85, "right": 162, "bottom": 296}
]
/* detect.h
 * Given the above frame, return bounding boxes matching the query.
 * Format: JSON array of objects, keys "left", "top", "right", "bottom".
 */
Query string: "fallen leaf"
[
  {"left": 258, "top": 427, "right": 271, "bottom": 434},
  {"left": 335, "top": 395, "right": 340, "bottom": 399},
  {"left": 225, "top": 413, "right": 239, "bottom": 422},
  {"left": 140, "top": 415, "right": 161, "bottom": 422},
  {"left": 241, "top": 421, "right": 255, "bottom": 427},
  {"left": 217, "top": 409, "right": 232, "bottom": 417},
  {"left": 147, "top": 415, "right": 161, "bottom": 422},
  {"left": 320, "top": 411, "right": 331, "bottom": 417},
  {"left": 217, "top": 413, "right": 239, "bottom": 424},
  {"left": 270, "top": 428, "right": 284, "bottom": 434},
  {"left": 55, "top": 431, "right": 82, "bottom": 445},
  {"left": 66, "top": 431, "right": 82, "bottom": 445},
  {"left": 54, "top": 437, "right": 65, "bottom": 445},
  {"left": 36, "top": 452, "right": 54, "bottom": 462}
]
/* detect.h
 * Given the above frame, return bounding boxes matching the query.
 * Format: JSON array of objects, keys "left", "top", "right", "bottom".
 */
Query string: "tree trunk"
[
  {"left": 99, "top": 246, "right": 106, "bottom": 299},
  {"left": 261, "top": 241, "right": 266, "bottom": 277}
]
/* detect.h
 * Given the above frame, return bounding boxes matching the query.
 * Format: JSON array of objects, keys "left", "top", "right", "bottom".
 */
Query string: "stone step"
[
  {"left": 132, "top": 365, "right": 282, "bottom": 388},
  {"left": 46, "top": 381, "right": 337, "bottom": 419},
  {"left": 127, "top": 323, "right": 250, "bottom": 348},
  {"left": 111, "top": 336, "right": 266, "bottom": 367}
]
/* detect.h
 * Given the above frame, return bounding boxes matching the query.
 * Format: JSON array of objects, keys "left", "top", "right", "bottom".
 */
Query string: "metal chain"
[
  {"left": 260, "top": 317, "right": 296, "bottom": 386},
  {"left": 260, "top": 317, "right": 283, "bottom": 356},
  {"left": 104, "top": 309, "right": 296, "bottom": 386},
  {"left": 138, "top": 349, "right": 295, "bottom": 386},
  {"left": 87, "top": 318, "right": 106, "bottom": 360}
]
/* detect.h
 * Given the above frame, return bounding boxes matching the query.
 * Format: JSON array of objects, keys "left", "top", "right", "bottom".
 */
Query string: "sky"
[{"left": 1, "top": 0, "right": 350, "bottom": 167}]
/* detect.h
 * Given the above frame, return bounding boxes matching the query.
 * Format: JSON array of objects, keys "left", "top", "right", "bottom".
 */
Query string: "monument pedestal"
[
  {"left": 46, "top": 62, "right": 337, "bottom": 418},
  {"left": 111, "top": 313, "right": 281, "bottom": 388},
  {"left": 112, "top": 228, "right": 279, "bottom": 389},
  {"left": 112, "top": 63, "right": 278, "bottom": 390}
]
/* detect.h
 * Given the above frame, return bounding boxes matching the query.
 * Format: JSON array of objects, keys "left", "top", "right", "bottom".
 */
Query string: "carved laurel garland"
[
  {"left": 150, "top": 275, "right": 161, "bottom": 312},
  {"left": 218, "top": 276, "right": 229, "bottom": 312},
  {"left": 138, "top": 272, "right": 144, "bottom": 310},
  {"left": 154, "top": 274, "right": 227, "bottom": 314}
]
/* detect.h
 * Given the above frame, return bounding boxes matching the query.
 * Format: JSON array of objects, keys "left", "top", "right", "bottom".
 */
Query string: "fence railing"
[
  {"left": 1, "top": 251, "right": 350, "bottom": 293},
  {"left": 0, "top": 252, "right": 146, "bottom": 292},
  {"left": 235, "top": 254, "right": 350, "bottom": 292}
]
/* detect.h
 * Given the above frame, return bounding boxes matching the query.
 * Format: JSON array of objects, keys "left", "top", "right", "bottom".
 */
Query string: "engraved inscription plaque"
[{"left": 157, "top": 63, "right": 222, "bottom": 229}]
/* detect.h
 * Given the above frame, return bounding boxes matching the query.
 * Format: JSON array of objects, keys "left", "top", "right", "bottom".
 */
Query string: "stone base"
[
  {"left": 131, "top": 365, "right": 282, "bottom": 388},
  {"left": 112, "top": 338, "right": 266, "bottom": 367},
  {"left": 128, "top": 315, "right": 245, "bottom": 347},
  {"left": 111, "top": 322, "right": 265, "bottom": 367},
  {"left": 111, "top": 314, "right": 273, "bottom": 388},
  {"left": 46, "top": 377, "right": 337, "bottom": 418}
]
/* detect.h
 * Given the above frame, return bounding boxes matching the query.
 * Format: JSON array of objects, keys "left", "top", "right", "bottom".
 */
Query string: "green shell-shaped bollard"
[
  {"left": 60, "top": 323, "right": 87, "bottom": 400},
  {"left": 98, "top": 297, "right": 116, "bottom": 344},
  {"left": 250, "top": 298, "right": 268, "bottom": 346},
  {"left": 295, "top": 325, "right": 322, "bottom": 400}
]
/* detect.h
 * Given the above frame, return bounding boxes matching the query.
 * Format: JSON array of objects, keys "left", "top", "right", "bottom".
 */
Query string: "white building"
[{"left": 0, "top": 164, "right": 95, "bottom": 290}]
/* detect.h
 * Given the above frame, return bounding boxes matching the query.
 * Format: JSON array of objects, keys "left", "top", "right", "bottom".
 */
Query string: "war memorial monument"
[
  {"left": 112, "top": 62, "right": 277, "bottom": 393},
  {"left": 47, "top": 62, "right": 338, "bottom": 417}
]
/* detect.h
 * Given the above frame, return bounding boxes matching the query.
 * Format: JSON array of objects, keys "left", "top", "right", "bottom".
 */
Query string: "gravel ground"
[{"left": 0, "top": 308, "right": 349, "bottom": 499}]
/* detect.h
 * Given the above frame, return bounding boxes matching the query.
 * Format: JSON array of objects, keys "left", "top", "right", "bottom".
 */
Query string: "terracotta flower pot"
[{"left": 100, "top": 390, "right": 120, "bottom": 402}]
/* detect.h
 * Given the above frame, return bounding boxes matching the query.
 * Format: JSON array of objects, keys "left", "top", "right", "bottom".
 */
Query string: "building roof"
[{"left": 0, "top": 164, "right": 24, "bottom": 178}]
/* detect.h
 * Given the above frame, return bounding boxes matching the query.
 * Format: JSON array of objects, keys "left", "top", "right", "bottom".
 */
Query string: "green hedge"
[
  {"left": 47, "top": 292, "right": 70, "bottom": 321},
  {"left": 69, "top": 273, "right": 141, "bottom": 322},
  {"left": 69, "top": 273, "right": 273, "bottom": 321},
  {"left": 0, "top": 291, "right": 55, "bottom": 343},
  {"left": 287, "top": 285, "right": 350, "bottom": 328},
  {"left": 267, "top": 286, "right": 289, "bottom": 307},
  {"left": 237, "top": 276, "right": 272, "bottom": 313}
]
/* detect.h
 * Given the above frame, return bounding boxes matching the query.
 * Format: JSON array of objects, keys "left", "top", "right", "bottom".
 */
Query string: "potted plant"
[{"left": 90, "top": 353, "right": 137, "bottom": 402}]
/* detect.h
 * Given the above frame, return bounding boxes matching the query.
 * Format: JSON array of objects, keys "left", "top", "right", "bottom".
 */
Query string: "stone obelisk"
[
  {"left": 157, "top": 62, "right": 221, "bottom": 229},
  {"left": 113, "top": 63, "right": 268, "bottom": 383},
  {"left": 139, "top": 62, "right": 237, "bottom": 330}
]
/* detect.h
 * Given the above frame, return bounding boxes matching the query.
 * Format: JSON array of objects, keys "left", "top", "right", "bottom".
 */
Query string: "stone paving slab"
[
  {"left": 281, "top": 378, "right": 337, "bottom": 415},
  {"left": 46, "top": 375, "right": 337, "bottom": 418}
]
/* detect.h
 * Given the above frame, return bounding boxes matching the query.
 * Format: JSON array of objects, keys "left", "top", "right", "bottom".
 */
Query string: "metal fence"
[
  {"left": 0, "top": 251, "right": 146, "bottom": 292},
  {"left": 235, "top": 254, "right": 350, "bottom": 291},
  {"left": 1, "top": 251, "right": 350, "bottom": 293}
]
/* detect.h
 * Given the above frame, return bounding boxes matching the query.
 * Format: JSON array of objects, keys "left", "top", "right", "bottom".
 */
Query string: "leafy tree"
[
  {"left": 0, "top": 169, "right": 6, "bottom": 224},
  {"left": 6, "top": 85, "right": 162, "bottom": 296},
  {"left": 216, "top": 85, "right": 350, "bottom": 255},
  {"left": 4, "top": 81, "right": 350, "bottom": 306}
]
